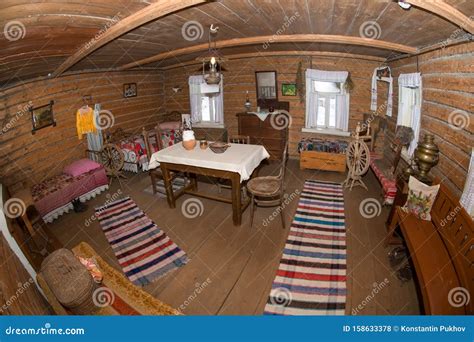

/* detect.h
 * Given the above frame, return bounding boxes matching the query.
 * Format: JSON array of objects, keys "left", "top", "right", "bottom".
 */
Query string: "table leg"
[
  {"left": 161, "top": 164, "right": 176, "bottom": 208},
  {"left": 385, "top": 207, "right": 400, "bottom": 247},
  {"left": 191, "top": 173, "right": 198, "bottom": 191},
  {"left": 231, "top": 173, "right": 242, "bottom": 226}
]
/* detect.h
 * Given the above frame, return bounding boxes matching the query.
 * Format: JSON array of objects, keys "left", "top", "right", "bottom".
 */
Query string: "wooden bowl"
[{"left": 209, "top": 142, "right": 230, "bottom": 154}]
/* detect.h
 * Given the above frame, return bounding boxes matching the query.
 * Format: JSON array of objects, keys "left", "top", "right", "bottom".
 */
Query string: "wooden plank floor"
[{"left": 49, "top": 159, "right": 420, "bottom": 315}]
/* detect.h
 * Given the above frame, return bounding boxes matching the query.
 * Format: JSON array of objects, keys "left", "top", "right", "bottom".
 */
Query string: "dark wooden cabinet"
[{"left": 236, "top": 112, "right": 288, "bottom": 160}]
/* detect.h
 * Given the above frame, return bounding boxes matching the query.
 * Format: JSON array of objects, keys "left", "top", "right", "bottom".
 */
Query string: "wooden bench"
[{"left": 386, "top": 182, "right": 474, "bottom": 314}]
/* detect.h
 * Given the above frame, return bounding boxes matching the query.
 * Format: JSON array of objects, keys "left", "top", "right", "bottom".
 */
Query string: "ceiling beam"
[
  {"left": 52, "top": 0, "right": 206, "bottom": 77},
  {"left": 407, "top": 0, "right": 474, "bottom": 34},
  {"left": 386, "top": 34, "right": 471, "bottom": 62},
  {"left": 118, "top": 34, "right": 417, "bottom": 70},
  {"left": 161, "top": 51, "right": 386, "bottom": 70}
]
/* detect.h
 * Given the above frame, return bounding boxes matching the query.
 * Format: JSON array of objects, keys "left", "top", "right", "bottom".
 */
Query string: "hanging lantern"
[
  {"left": 196, "top": 24, "right": 226, "bottom": 85},
  {"left": 205, "top": 57, "right": 221, "bottom": 85}
]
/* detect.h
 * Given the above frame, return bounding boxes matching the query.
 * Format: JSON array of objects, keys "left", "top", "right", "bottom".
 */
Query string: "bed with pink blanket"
[{"left": 32, "top": 162, "right": 109, "bottom": 223}]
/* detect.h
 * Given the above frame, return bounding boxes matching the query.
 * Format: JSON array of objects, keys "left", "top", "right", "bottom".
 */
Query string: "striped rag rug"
[
  {"left": 95, "top": 196, "right": 188, "bottom": 286},
  {"left": 264, "top": 179, "right": 346, "bottom": 315}
]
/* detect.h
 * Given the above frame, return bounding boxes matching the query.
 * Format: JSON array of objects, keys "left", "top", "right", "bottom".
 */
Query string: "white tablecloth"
[{"left": 149, "top": 142, "right": 270, "bottom": 182}]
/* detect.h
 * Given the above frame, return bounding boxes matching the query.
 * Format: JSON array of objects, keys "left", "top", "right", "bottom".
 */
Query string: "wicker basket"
[{"left": 40, "top": 249, "right": 99, "bottom": 315}]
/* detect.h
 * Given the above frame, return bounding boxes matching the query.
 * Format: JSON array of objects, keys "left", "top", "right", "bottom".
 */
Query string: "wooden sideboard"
[{"left": 236, "top": 112, "right": 288, "bottom": 160}]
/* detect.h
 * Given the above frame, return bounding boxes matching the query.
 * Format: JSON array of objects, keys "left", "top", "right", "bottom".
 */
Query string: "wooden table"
[{"left": 149, "top": 142, "right": 270, "bottom": 226}]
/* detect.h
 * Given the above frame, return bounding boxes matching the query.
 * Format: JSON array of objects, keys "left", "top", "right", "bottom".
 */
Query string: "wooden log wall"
[
  {"left": 387, "top": 42, "right": 473, "bottom": 198},
  {"left": 0, "top": 70, "right": 165, "bottom": 193},
  {"left": 0, "top": 233, "right": 50, "bottom": 315},
  {"left": 162, "top": 55, "right": 385, "bottom": 158}
]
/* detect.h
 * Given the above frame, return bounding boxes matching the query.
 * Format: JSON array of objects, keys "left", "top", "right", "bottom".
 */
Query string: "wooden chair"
[
  {"left": 217, "top": 135, "right": 250, "bottom": 193},
  {"left": 246, "top": 141, "right": 288, "bottom": 229},
  {"left": 228, "top": 135, "right": 250, "bottom": 144},
  {"left": 143, "top": 125, "right": 184, "bottom": 194},
  {"left": 143, "top": 126, "right": 162, "bottom": 194}
]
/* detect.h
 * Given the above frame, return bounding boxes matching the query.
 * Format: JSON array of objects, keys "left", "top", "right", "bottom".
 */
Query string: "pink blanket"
[{"left": 32, "top": 167, "right": 108, "bottom": 217}]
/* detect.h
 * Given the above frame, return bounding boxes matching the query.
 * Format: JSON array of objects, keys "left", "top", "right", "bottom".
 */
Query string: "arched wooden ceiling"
[{"left": 0, "top": 0, "right": 472, "bottom": 89}]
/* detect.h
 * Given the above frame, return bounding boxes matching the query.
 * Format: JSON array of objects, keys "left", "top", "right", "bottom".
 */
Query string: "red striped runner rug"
[
  {"left": 95, "top": 197, "right": 188, "bottom": 286},
  {"left": 264, "top": 180, "right": 346, "bottom": 315}
]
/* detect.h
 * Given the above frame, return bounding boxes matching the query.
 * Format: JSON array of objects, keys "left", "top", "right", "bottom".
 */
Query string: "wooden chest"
[
  {"left": 300, "top": 150, "right": 346, "bottom": 172},
  {"left": 237, "top": 112, "right": 288, "bottom": 160}
]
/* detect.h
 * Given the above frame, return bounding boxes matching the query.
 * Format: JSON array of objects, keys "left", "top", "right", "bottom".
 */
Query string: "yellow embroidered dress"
[{"left": 76, "top": 106, "right": 97, "bottom": 139}]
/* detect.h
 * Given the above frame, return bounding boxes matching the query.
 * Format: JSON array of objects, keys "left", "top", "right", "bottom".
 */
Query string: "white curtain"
[
  {"left": 371, "top": 67, "right": 393, "bottom": 117},
  {"left": 189, "top": 75, "right": 204, "bottom": 123},
  {"left": 335, "top": 93, "right": 350, "bottom": 132},
  {"left": 306, "top": 69, "right": 348, "bottom": 82},
  {"left": 305, "top": 69, "right": 349, "bottom": 129},
  {"left": 305, "top": 69, "right": 318, "bottom": 128},
  {"left": 397, "top": 72, "right": 422, "bottom": 157},
  {"left": 214, "top": 75, "right": 224, "bottom": 124},
  {"left": 461, "top": 148, "right": 474, "bottom": 218},
  {"left": 399, "top": 72, "right": 422, "bottom": 88}
]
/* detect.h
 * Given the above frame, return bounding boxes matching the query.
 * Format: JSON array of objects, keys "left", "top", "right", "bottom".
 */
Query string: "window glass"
[
  {"left": 329, "top": 97, "right": 336, "bottom": 127},
  {"left": 201, "top": 96, "right": 211, "bottom": 122},
  {"left": 317, "top": 98, "right": 326, "bottom": 126}
]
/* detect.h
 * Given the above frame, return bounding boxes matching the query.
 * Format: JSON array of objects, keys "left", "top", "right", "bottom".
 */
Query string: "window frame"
[
  {"left": 316, "top": 93, "right": 338, "bottom": 130},
  {"left": 304, "top": 79, "right": 349, "bottom": 136}
]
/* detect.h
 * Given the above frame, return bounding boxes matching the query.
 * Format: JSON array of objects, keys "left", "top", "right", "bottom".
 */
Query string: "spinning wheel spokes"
[
  {"left": 344, "top": 139, "right": 370, "bottom": 191},
  {"left": 99, "top": 143, "right": 125, "bottom": 176}
]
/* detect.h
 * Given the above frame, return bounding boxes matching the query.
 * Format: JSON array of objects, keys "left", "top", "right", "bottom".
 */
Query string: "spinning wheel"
[
  {"left": 343, "top": 139, "right": 370, "bottom": 191},
  {"left": 99, "top": 143, "right": 126, "bottom": 186}
]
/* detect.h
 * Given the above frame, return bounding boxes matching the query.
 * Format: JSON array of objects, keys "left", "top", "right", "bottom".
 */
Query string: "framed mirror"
[{"left": 255, "top": 71, "right": 278, "bottom": 101}]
